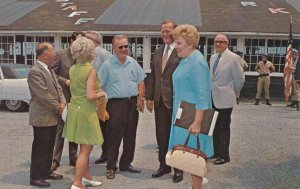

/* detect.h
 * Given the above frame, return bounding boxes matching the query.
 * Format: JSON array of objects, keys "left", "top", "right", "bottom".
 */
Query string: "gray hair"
[
  {"left": 112, "top": 35, "right": 128, "bottom": 45},
  {"left": 86, "top": 31, "right": 102, "bottom": 44}
]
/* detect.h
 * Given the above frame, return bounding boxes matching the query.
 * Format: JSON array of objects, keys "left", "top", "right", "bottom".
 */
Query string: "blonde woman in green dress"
[{"left": 63, "top": 37, "right": 107, "bottom": 189}]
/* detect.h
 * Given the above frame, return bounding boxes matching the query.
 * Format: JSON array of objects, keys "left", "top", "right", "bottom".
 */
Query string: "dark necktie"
[{"left": 213, "top": 54, "right": 221, "bottom": 75}]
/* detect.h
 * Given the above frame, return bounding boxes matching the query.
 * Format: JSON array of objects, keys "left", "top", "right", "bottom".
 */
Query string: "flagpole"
[{"left": 283, "top": 16, "right": 293, "bottom": 103}]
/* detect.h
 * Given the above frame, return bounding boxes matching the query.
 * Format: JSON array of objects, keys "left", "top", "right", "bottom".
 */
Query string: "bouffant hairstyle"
[
  {"left": 71, "top": 37, "right": 95, "bottom": 63},
  {"left": 172, "top": 24, "right": 199, "bottom": 48}
]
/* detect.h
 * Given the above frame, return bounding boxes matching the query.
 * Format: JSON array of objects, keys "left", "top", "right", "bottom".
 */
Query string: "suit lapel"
[
  {"left": 37, "top": 63, "right": 59, "bottom": 91},
  {"left": 156, "top": 46, "right": 164, "bottom": 75}
]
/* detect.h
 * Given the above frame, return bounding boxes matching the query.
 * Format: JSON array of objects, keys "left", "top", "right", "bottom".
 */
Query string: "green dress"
[{"left": 63, "top": 62, "right": 103, "bottom": 145}]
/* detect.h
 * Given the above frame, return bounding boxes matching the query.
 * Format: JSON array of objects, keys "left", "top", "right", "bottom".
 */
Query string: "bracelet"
[{"left": 139, "top": 97, "right": 145, "bottom": 100}]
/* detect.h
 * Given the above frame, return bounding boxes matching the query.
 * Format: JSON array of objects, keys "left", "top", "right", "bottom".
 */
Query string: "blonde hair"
[
  {"left": 71, "top": 37, "right": 95, "bottom": 63},
  {"left": 172, "top": 24, "right": 199, "bottom": 48}
]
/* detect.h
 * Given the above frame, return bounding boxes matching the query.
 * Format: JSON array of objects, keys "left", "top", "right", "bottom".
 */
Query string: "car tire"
[{"left": 4, "top": 100, "right": 28, "bottom": 112}]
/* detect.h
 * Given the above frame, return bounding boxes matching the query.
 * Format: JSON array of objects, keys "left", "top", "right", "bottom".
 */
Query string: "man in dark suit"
[
  {"left": 49, "top": 31, "right": 84, "bottom": 170},
  {"left": 27, "top": 42, "right": 66, "bottom": 187},
  {"left": 146, "top": 20, "right": 183, "bottom": 183}
]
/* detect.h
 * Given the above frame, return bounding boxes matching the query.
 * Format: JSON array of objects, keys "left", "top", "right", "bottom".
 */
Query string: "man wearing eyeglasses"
[
  {"left": 210, "top": 33, "right": 245, "bottom": 165},
  {"left": 99, "top": 35, "right": 146, "bottom": 179}
]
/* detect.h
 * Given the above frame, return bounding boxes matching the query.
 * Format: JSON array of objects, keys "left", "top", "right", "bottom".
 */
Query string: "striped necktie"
[
  {"left": 213, "top": 54, "right": 221, "bottom": 75},
  {"left": 162, "top": 45, "right": 170, "bottom": 72}
]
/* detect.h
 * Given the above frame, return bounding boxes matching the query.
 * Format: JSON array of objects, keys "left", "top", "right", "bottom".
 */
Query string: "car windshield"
[{"left": 14, "top": 67, "right": 30, "bottom": 78}]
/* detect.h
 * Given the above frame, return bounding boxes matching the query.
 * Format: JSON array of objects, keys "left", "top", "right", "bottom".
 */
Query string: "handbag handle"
[{"left": 183, "top": 133, "right": 200, "bottom": 151}]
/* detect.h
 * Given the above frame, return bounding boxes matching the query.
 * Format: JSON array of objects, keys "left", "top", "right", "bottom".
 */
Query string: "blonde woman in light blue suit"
[{"left": 210, "top": 33, "right": 244, "bottom": 165}]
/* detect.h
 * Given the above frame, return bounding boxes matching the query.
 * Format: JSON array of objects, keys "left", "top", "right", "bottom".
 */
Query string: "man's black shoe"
[
  {"left": 213, "top": 158, "right": 230, "bottom": 165},
  {"left": 152, "top": 167, "right": 171, "bottom": 178},
  {"left": 209, "top": 154, "right": 219, "bottom": 159},
  {"left": 106, "top": 169, "right": 115, "bottom": 179},
  {"left": 47, "top": 172, "right": 63, "bottom": 180},
  {"left": 50, "top": 161, "right": 59, "bottom": 171},
  {"left": 95, "top": 156, "right": 107, "bottom": 164},
  {"left": 173, "top": 171, "right": 183, "bottom": 183},
  {"left": 291, "top": 104, "right": 297, "bottom": 108},
  {"left": 69, "top": 161, "right": 76, "bottom": 166},
  {"left": 120, "top": 165, "right": 141, "bottom": 173},
  {"left": 30, "top": 179, "right": 51, "bottom": 187}
]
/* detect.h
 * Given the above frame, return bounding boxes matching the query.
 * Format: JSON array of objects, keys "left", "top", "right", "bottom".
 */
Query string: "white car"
[{"left": 0, "top": 63, "right": 31, "bottom": 111}]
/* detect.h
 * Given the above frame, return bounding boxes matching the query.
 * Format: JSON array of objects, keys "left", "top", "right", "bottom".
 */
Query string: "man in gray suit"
[
  {"left": 210, "top": 33, "right": 245, "bottom": 165},
  {"left": 49, "top": 31, "right": 84, "bottom": 170},
  {"left": 28, "top": 42, "right": 66, "bottom": 187},
  {"left": 146, "top": 20, "right": 182, "bottom": 183}
]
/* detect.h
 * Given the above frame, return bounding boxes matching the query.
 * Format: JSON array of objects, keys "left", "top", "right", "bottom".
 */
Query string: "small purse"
[
  {"left": 166, "top": 133, "right": 207, "bottom": 177},
  {"left": 97, "top": 98, "right": 107, "bottom": 121}
]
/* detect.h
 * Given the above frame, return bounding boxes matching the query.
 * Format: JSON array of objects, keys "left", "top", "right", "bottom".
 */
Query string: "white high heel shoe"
[
  {"left": 188, "top": 178, "right": 209, "bottom": 189},
  {"left": 202, "top": 177, "right": 208, "bottom": 184},
  {"left": 82, "top": 177, "right": 102, "bottom": 186},
  {"left": 71, "top": 185, "right": 84, "bottom": 189}
]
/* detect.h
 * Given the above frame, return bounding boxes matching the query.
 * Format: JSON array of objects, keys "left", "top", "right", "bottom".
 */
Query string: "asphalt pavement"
[{"left": 0, "top": 101, "right": 299, "bottom": 189}]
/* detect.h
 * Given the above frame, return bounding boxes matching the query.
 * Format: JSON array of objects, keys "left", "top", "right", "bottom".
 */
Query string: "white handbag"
[
  {"left": 166, "top": 133, "right": 207, "bottom": 177},
  {"left": 61, "top": 105, "right": 67, "bottom": 122}
]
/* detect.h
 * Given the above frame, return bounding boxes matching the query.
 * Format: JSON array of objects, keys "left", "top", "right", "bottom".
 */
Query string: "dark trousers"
[
  {"left": 212, "top": 103, "right": 233, "bottom": 160},
  {"left": 106, "top": 97, "right": 139, "bottom": 170},
  {"left": 52, "top": 118, "right": 78, "bottom": 165},
  {"left": 30, "top": 126, "right": 57, "bottom": 180},
  {"left": 99, "top": 119, "right": 107, "bottom": 158},
  {"left": 154, "top": 98, "right": 172, "bottom": 168}
]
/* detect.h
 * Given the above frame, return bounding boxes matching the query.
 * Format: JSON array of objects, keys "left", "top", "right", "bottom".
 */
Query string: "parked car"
[{"left": 0, "top": 63, "right": 31, "bottom": 111}]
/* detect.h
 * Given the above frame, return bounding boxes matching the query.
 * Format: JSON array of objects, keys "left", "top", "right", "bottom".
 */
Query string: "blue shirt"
[
  {"left": 99, "top": 55, "right": 146, "bottom": 98},
  {"left": 93, "top": 47, "right": 112, "bottom": 72}
]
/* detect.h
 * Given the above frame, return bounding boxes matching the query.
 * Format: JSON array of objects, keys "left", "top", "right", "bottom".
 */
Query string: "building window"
[
  {"left": 0, "top": 35, "right": 14, "bottom": 63},
  {"left": 244, "top": 38, "right": 266, "bottom": 71},
  {"left": 128, "top": 37, "right": 143, "bottom": 67},
  {"left": 25, "top": 36, "right": 54, "bottom": 65},
  {"left": 102, "top": 36, "right": 113, "bottom": 53},
  {"left": 150, "top": 37, "right": 164, "bottom": 66},
  {"left": 267, "top": 39, "right": 288, "bottom": 73},
  {"left": 61, "top": 36, "right": 71, "bottom": 49}
]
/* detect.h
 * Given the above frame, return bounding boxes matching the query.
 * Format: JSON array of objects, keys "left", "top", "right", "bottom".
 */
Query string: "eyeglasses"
[
  {"left": 214, "top": 41, "right": 227, "bottom": 44},
  {"left": 118, "top": 45, "right": 129, "bottom": 49}
]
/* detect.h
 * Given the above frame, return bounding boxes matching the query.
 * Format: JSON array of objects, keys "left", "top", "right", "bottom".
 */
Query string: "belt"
[
  {"left": 109, "top": 96, "right": 137, "bottom": 101},
  {"left": 259, "top": 73, "right": 269, "bottom": 77}
]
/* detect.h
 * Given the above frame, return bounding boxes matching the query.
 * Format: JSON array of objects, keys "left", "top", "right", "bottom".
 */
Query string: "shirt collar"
[
  {"left": 112, "top": 54, "right": 130, "bottom": 66},
  {"left": 165, "top": 42, "right": 175, "bottom": 52},
  {"left": 37, "top": 60, "right": 49, "bottom": 71}
]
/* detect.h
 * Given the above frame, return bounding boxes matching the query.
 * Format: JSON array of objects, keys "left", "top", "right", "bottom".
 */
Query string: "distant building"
[{"left": 0, "top": 0, "right": 300, "bottom": 99}]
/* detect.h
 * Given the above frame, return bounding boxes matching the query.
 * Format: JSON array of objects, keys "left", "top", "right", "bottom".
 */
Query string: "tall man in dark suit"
[
  {"left": 28, "top": 42, "right": 66, "bottom": 187},
  {"left": 49, "top": 31, "right": 84, "bottom": 170},
  {"left": 146, "top": 20, "right": 183, "bottom": 183}
]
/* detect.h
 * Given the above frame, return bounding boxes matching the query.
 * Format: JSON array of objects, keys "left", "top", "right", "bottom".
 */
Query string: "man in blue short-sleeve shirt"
[{"left": 99, "top": 35, "right": 146, "bottom": 179}]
